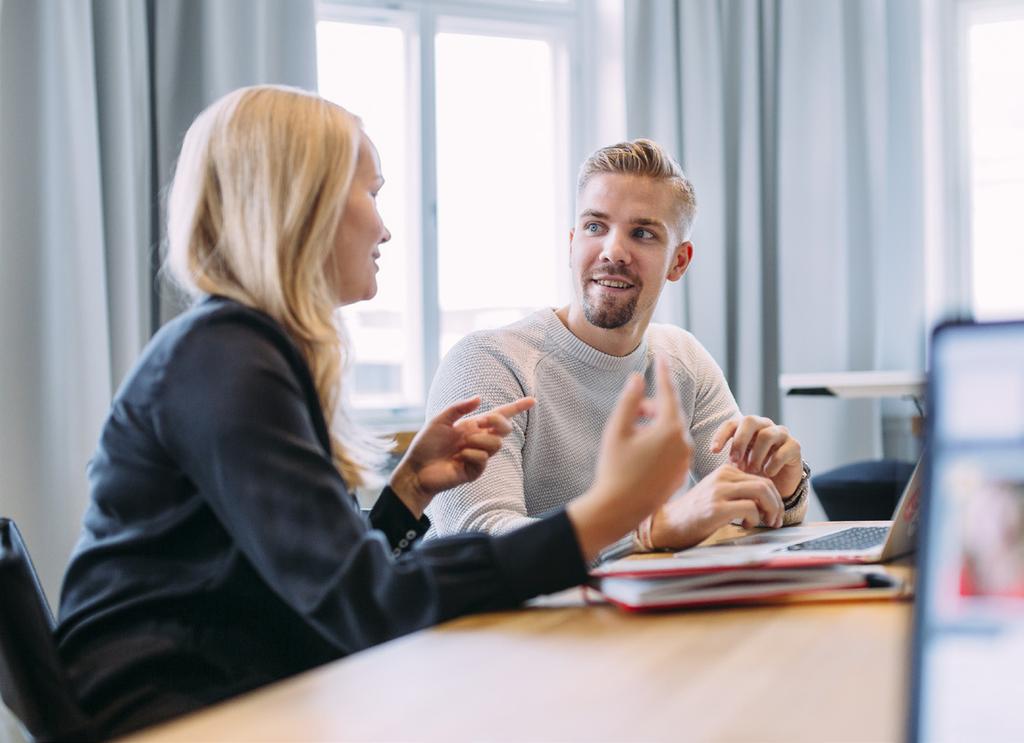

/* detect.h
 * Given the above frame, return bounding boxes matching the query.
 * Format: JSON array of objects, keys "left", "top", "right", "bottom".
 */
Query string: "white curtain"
[
  {"left": 0, "top": 0, "right": 316, "bottom": 606},
  {"left": 625, "top": 0, "right": 926, "bottom": 500}
]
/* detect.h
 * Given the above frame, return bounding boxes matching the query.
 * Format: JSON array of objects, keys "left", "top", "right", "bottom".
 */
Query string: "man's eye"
[
  {"left": 585, "top": 223, "right": 602, "bottom": 233},
  {"left": 633, "top": 228, "right": 655, "bottom": 239}
]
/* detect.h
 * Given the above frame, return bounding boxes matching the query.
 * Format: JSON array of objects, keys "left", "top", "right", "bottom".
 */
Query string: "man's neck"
[{"left": 555, "top": 304, "right": 649, "bottom": 357}]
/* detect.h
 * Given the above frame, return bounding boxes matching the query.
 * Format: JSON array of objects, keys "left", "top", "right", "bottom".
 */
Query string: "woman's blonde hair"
[{"left": 166, "top": 85, "right": 380, "bottom": 487}]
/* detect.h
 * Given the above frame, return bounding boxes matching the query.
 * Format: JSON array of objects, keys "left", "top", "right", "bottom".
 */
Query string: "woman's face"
[{"left": 329, "top": 134, "right": 391, "bottom": 305}]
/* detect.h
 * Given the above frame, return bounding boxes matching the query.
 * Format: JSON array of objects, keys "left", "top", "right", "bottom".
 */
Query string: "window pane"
[
  {"left": 968, "top": 17, "right": 1024, "bottom": 321},
  {"left": 317, "top": 21, "right": 421, "bottom": 409},
  {"left": 435, "top": 32, "right": 563, "bottom": 356}
]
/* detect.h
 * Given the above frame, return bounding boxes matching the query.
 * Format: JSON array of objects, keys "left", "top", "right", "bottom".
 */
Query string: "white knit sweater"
[{"left": 425, "top": 309, "right": 752, "bottom": 538}]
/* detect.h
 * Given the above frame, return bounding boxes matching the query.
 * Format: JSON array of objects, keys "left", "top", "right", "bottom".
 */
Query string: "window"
[
  {"left": 316, "top": 0, "right": 579, "bottom": 422},
  {"left": 963, "top": 2, "right": 1024, "bottom": 320},
  {"left": 316, "top": 18, "right": 417, "bottom": 412}
]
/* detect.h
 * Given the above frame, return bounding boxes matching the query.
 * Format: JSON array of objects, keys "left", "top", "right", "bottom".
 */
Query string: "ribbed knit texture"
[{"left": 425, "top": 309, "right": 743, "bottom": 537}]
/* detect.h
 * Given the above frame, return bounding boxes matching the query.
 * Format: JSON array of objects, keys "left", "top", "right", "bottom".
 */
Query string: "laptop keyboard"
[{"left": 785, "top": 526, "right": 889, "bottom": 552}]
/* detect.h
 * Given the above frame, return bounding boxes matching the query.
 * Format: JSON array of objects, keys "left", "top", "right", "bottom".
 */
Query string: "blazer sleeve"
[{"left": 152, "top": 316, "right": 587, "bottom": 654}]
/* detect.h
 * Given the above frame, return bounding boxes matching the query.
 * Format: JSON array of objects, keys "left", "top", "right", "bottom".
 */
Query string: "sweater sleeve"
[
  {"left": 683, "top": 338, "right": 741, "bottom": 481},
  {"left": 424, "top": 334, "right": 538, "bottom": 536},
  {"left": 154, "top": 317, "right": 587, "bottom": 654}
]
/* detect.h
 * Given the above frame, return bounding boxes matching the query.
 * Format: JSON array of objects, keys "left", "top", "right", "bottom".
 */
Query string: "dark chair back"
[
  {"left": 0, "top": 518, "right": 92, "bottom": 741},
  {"left": 812, "top": 459, "right": 917, "bottom": 521}
]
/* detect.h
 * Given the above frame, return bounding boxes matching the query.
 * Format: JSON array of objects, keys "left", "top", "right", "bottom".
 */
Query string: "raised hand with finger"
[
  {"left": 566, "top": 355, "right": 693, "bottom": 562},
  {"left": 389, "top": 396, "right": 536, "bottom": 517}
]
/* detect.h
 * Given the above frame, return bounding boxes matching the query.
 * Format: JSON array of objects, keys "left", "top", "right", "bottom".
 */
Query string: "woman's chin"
[{"left": 333, "top": 281, "right": 377, "bottom": 307}]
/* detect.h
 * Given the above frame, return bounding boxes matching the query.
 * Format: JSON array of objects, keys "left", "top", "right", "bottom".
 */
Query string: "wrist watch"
[{"left": 782, "top": 461, "right": 811, "bottom": 510}]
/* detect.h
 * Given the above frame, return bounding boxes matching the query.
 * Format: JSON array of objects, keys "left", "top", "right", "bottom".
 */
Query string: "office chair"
[
  {"left": 812, "top": 459, "right": 917, "bottom": 521},
  {"left": 0, "top": 518, "right": 92, "bottom": 742}
]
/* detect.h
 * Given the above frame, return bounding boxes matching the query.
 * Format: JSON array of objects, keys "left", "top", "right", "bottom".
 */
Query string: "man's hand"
[
  {"left": 389, "top": 396, "right": 535, "bottom": 517},
  {"left": 710, "top": 415, "right": 803, "bottom": 500},
  {"left": 649, "top": 464, "right": 783, "bottom": 550}
]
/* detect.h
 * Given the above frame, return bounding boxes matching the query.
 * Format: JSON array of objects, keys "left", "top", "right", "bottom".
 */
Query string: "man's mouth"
[{"left": 591, "top": 277, "right": 635, "bottom": 290}]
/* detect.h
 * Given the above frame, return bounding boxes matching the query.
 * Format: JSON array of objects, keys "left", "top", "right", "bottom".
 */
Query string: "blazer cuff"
[
  {"left": 369, "top": 486, "right": 431, "bottom": 556},
  {"left": 490, "top": 508, "right": 589, "bottom": 603}
]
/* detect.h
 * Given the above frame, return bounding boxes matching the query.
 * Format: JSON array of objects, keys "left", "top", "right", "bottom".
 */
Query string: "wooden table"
[{"left": 125, "top": 563, "right": 913, "bottom": 742}]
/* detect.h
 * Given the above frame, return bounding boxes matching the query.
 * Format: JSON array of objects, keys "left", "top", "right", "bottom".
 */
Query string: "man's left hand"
[{"left": 710, "top": 416, "right": 803, "bottom": 500}]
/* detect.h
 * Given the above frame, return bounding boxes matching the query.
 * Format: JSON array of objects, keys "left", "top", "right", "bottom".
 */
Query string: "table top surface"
[{"left": 125, "top": 529, "right": 915, "bottom": 743}]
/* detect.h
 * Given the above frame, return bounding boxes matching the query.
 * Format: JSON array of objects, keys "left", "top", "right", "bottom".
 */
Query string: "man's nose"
[
  {"left": 381, "top": 225, "right": 392, "bottom": 244},
  {"left": 599, "top": 230, "right": 630, "bottom": 264}
]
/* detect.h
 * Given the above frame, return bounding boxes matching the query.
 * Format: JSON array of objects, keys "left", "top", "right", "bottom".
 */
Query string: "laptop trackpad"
[
  {"left": 670, "top": 527, "right": 837, "bottom": 563},
  {"left": 715, "top": 527, "right": 824, "bottom": 548}
]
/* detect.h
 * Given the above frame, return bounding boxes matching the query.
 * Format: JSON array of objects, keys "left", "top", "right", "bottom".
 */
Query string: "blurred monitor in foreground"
[{"left": 911, "top": 320, "right": 1024, "bottom": 742}]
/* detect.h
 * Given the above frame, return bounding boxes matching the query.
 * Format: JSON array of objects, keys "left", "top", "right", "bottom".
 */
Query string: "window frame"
[
  {"left": 959, "top": 0, "right": 1024, "bottom": 320},
  {"left": 316, "top": 0, "right": 586, "bottom": 429},
  {"left": 926, "top": 0, "right": 1024, "bottom": 327}
]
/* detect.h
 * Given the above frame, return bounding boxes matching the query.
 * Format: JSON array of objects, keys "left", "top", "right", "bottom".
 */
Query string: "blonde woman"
[{"left": 56, "top": 86, "right": 691, "bottom": 738}]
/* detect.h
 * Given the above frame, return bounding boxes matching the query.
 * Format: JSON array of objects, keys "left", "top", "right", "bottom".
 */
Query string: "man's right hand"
[{"left": 649, "top": 463, "right": 784, "bottom": 551}]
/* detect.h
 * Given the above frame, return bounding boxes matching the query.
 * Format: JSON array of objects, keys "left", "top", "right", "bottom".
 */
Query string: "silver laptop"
[{"left": 664, "top": 459, "right": 924, "bottom": 569}]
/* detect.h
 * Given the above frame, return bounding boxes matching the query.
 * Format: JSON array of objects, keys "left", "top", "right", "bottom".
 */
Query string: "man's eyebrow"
[
  {"left": 578, "top": 209, "right": 667, "bottom": 231},
  {"left": 632, "top": 217, "right": 667, "bottom": 231}
]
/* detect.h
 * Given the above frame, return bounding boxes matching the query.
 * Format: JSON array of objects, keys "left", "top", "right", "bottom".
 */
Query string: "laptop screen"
[{"left": 910, "top": 321, "right": 1024, "bottom": 742}]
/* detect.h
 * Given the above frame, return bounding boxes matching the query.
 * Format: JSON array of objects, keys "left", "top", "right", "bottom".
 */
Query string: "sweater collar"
[{"left": 541, "top": 309, "right": 649, "bottom": 372}]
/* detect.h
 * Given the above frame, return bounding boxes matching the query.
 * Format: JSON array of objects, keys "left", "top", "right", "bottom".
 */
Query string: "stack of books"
[{"left": 590, "top": 555, "right": 907, "bottom": 612}]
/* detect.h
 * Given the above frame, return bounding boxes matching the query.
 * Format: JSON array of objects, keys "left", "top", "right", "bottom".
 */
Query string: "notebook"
[
  {"left": 595, "top": 459, "right": 924, "bottom": 579},
  {"left": 595, "top": 565, "right": 901, "bottom": 611},
  {"left": 909, "top": 320, "right": 1024, "bottom": 743}
]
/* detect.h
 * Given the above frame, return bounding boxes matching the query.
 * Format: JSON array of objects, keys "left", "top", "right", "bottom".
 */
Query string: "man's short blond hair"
[{"left": 577, "top": 138, "right": 697, "bottom": 238}]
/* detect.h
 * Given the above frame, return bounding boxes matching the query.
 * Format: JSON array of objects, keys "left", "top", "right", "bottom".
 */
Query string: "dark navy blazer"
[{"left": 56, "top": 296, "right": 586, "bottom": 737}]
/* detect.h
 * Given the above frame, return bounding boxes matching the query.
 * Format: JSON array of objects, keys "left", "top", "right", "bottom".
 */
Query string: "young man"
[{"left": 426, "top": 139, "right": 808, "bottom": 552}]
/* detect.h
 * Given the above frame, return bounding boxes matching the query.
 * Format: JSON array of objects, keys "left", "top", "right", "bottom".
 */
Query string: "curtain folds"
[
  {"left": 624, "top": 0, "right": 926, "bottom": 496},
  {"left": 0, "top": 0, "right": 316, "bottom": 604}
]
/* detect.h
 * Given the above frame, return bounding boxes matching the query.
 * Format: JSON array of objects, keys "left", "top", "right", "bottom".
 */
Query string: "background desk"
[
  {"left": 779, "top": 370, "right": 925, "bottom": 401},
  {"left": 125, "top": 536, "right": 913, "bottom": 742}
]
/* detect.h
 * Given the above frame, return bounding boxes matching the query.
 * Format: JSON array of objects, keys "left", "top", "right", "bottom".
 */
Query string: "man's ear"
[
  {"left": 667, "top": 241, "right": 693, "bottom": 282},
  {"left": 568, "top": 228, "right": 575, "bottom": 265}
]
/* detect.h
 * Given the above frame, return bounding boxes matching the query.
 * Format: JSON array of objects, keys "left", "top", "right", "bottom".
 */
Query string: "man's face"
[{"left": 569, "top": 173, "right": 691, "bottom": 331}]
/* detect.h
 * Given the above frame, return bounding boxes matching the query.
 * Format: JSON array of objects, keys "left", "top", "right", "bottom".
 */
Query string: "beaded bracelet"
[{"left": 637, "top": 514, "right": 656, "bottom": 552}]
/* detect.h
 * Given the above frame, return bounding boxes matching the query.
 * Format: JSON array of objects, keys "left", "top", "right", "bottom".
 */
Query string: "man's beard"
[{"left": 582, "top": 286, "right": 639, "bottom": 329}]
